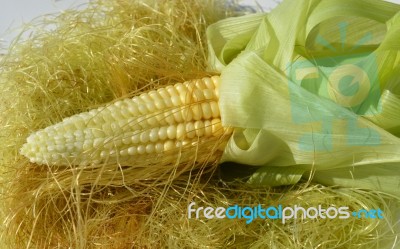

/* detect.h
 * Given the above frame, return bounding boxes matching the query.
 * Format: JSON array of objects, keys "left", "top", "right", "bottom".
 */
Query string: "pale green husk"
[{"left": 208, "top": 0, "right": 400, "bottom": 196}]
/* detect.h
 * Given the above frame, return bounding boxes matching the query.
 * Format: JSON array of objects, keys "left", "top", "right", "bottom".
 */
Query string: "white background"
[{"left": 1, "top": 0, "right": 400, "bottom": 53}]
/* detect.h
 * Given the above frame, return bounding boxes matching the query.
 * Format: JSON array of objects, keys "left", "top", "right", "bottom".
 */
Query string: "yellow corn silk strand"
[
  {"left": 20, "top": 76, "right": 230, "bottom": 166},
  {"left": 207, "top": 0, "right": 400, "bottom": 196}
]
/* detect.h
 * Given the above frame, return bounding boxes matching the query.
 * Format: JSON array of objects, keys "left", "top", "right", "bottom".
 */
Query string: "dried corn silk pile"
[{"left": 0, "top": 0, "right": 399, "bottom": 248}]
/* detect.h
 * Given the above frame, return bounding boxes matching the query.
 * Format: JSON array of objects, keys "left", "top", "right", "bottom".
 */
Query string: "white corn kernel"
[{"left": 20, "top": 76, "right": 231, "bottom": 166}]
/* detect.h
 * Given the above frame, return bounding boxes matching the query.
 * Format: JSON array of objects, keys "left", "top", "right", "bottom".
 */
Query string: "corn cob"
[{"left": 20, "top": 76, "right": 231, "bottom": 166}]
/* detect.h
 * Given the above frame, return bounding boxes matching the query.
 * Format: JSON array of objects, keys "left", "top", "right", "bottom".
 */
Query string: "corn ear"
[{"left": 20, "top": 76, "right": 231, "bottom": 166}]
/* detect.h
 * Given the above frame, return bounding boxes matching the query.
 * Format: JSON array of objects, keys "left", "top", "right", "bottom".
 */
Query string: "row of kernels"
[
  {"left": 82, "top": 118, "right": 225, "bottom": 154},
  {"left": 117, "top": 118, "right": 224, "bottom": 146},
  {"left": 109, "top": 138, "right": 203, "bottom": 158}
]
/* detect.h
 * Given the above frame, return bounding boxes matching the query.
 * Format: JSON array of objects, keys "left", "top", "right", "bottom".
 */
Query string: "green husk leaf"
[
  {"left": 311, "top": 163, "right": 400, "bottom": 197},
  {"left": 220, "top": 52, "right": 400, "bottom": 168},
  {"left": 206, "top": 13, "right": 266, "bottom": 71},
  {"left": 208, "top": 0, "right": 400, "bottom": 195},
  {"left": 247, "top": 166, "right": 305, "bottom": 187}
]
